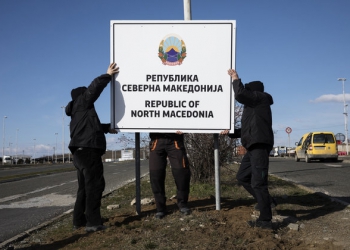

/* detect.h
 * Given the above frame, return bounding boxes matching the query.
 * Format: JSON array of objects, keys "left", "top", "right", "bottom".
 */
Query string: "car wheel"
[
  {"left": 295, "top": 154, "right": 300, "bottom": 162},
  {"left": 305, "top": 154, "right": 310, "bottom": 163}
]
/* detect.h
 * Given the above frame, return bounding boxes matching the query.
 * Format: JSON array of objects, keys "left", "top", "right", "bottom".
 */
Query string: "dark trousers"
[
  {"left": 236, "top": 144, "right": 272, "bottom": 221},
  {"left": 73, "top": 148, "right": 105, "bottom": 227},
  {"left": 149, "top": 137, "right": 191, "bottom": 212}
]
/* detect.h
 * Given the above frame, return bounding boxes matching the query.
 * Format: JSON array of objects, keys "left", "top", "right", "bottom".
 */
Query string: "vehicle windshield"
[
  {"left": 313, "top": 134, "right": 335, "bottom": 144},
  {"left": 297, "top": 137, "right": 303, "bottom": 146}
]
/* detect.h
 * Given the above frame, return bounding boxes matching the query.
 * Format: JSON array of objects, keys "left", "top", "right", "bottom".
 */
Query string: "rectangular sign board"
[{"left": 110, "top": 20, "right": 236, "bottom": 133}]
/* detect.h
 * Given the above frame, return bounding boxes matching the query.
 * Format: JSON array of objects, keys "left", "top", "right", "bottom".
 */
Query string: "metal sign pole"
[
  {"left": 214, "top": 134, "right": 221, "bottom": 210},
  {"left": 183, "top": 0, "right": 192, "bottom": 20},
  {"left": 135, "top": 132, "right": 141, "bottom": 214},
  {"left": 184, "top": 0, "right": 222, "bottom": 210}
]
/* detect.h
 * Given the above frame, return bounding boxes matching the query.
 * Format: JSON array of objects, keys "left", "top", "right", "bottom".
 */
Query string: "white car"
[{"left": 2, "top": 156, "right": 12, "bottom": 164}]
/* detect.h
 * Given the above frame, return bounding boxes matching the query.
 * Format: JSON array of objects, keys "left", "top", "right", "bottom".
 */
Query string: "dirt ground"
[{"left": 6, "top": 194, "right": 350, "bottom": 250}]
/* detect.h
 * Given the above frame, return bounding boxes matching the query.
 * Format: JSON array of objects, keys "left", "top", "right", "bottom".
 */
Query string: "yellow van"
[{"left": 295, "top": 132, "right": 338, "bottom": 163}]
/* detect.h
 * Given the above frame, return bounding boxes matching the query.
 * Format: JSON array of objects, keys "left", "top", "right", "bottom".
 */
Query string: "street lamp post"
[
  {"left": 9, "top": 142, "right": 12, "bottom": 157},
  {"left": 61, "top": 106, "right": 65, "bottom": 163},
  {"left": 47, "top": 144, "right": 50, "bottom": 162},
  {"left": 33, "top": 139, "right": 36, "bottom": 164},
  {"left": 16, "top": 128, "right": 19, "bottom": 164},
  {"left": 67, "top": 124, "right": 70, "bottom": 162},
  {"left": 2, "top": 116, "right": 7, "bottom": 166},
  {"left": 338, "top": 78, "right": 348, "bottom": 155},
  {"left": 55, "top": 132, "right": 58, "bottom": 163}
]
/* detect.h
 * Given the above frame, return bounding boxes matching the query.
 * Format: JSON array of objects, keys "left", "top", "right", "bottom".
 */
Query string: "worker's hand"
[
  {"left": 220, "top": 130, "right": 230, "bottom": 135},
  {"left": 109, "top": 128, "right": 118, "bottom": 134},
  {"left": 107, "top": 62, "right": 120, "bottom": 75},
  {"left": 227, "top": 69, "right": 239, "bottom": 81},
  {"left": 175, "top": 131, "right": 183, "bottom": 134}
]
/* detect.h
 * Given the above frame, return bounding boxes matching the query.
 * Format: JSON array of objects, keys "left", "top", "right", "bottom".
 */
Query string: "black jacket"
[
  {"left": 230, "top": 79, "right": 274, "bottom": 149},
  {"left": 65, "top": 74, "right": 111, "bottom": 154}
]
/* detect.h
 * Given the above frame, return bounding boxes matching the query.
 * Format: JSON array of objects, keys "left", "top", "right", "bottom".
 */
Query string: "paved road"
[
  {"left": 0, "top": 160, "right": 149, "bottom": 244},
  {"left": 269, "top": 157, "right": 350, "bottom": 204}
]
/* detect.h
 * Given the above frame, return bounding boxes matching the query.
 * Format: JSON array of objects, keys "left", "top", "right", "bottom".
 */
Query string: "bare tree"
[{"left": 185, "top": 104, "right": 243, "bottom": 183}]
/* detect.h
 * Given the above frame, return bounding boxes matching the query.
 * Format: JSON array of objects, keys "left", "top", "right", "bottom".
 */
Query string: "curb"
[{"left": 0, "top": 209, "right": 73, "bottom": 250}]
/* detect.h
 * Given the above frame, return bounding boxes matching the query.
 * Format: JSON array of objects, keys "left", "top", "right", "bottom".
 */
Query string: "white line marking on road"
[
  {"left": 0, "top": 180, "right": 77, "bottom": 203},
  {"left": 325, "top": 164, "right": 342, "bottom": 168},
  {"left": 0, "top": 193, "right": 75, "bottom": 209}
]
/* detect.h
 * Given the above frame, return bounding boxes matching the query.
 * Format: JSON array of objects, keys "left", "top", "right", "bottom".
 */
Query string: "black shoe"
[
  {"left": 73, "top": 225, "right": 83, "bottom": 230},
  {"left": 254, "top": 197, "right": 277, "bottom": 211},
  {"left": 180, "top": 207, "right": 192, "bottom": 215},
  {"left": 85, "top": 225, "right": 107, "bottom": 232},
  {"left": 247, "top": 220, "right": 273, "bottom": 230},
  {"left": 73, "top": 223, "right": 86, "bottom": 230},
  {"left": 155, "top": 211, "right": 166, "bottom": 219}
]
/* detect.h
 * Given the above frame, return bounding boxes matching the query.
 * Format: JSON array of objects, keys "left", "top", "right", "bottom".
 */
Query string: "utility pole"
[
  {"left": 16, "top": 128, "right": 19, "bottom": 164},
  {"left": 55, "top": 132, "right": 58, "bottom": 163},
  {"left": 338, "top": 78, "right": 348, "bottom": 155},
  {"left": 2, "top": 116, "right": 7, "bottom": 166},
  {"left": 61, "top": 106, "right": 65, "bottom": 163}
]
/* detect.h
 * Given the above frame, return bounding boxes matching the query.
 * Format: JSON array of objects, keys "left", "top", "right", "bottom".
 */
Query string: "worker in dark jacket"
[
  {"left": 65, "top": 62, "right": 119, "bottom": 232},
  {"left": 149, "top": 131, "right": 191, "bottom": 219},
  {"left": 222, "top": 68, "right": 275, "bottom": 230}
]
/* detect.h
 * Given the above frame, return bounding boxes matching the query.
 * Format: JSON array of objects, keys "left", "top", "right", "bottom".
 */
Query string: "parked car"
[
  {"left": 287, "top": 147, "right": 296, "bottom": 157},
  {"left": 2, "top": 156, "right": 12, "bottom": 164},
  {"left": 271, "top": 146, "right": 287, "bottom": 157},
  {"left": 294, "top": 132, "right": 338, "bottom": 163}
]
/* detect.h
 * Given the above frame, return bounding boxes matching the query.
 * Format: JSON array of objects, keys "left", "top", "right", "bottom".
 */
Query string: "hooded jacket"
[
  {"left": 230, "top": 79, "right": 274, "bottom": 149},
  {"left": 65, "top": 74, "right": 111, "bottom": 154}
]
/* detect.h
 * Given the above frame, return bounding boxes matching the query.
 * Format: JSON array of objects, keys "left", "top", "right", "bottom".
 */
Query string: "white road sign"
[{"left": 110, "top": 20, "right": 236, "bottom": 133}]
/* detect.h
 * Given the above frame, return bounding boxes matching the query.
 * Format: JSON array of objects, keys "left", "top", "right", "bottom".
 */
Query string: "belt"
[{"left": 153, "top": 135, "right": 173, "bottom": 139}]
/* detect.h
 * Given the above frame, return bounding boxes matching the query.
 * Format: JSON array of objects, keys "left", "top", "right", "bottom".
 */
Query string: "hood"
[
  {"left": 245, "top": 81, "right": 264, "bottom": 92},
  {"left": 65, "top": 101, "right": 74, "bottom": 116},
  {"left": 71, "top": 86, "right": 87, "bottom": 100},
  {"left": 266, "top": 92, "right": 274, "bottom": 105}
]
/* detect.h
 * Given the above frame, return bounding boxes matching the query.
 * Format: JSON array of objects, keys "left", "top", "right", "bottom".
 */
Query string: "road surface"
[
  {"left": 269, "top": 157, "right": 350, "bottom": 204},
  {"left": 0, "top": 160, "right": 149, "bottom": 244}
]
